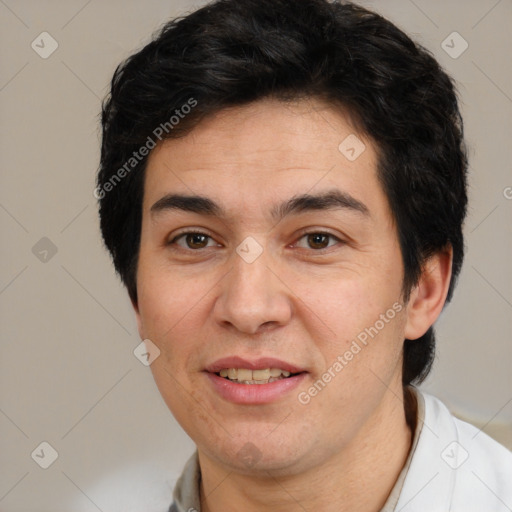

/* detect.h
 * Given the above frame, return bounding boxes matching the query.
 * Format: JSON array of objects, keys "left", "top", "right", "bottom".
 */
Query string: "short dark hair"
[{"left": 97, "top": 0, "right": 468, "bottom": 386}]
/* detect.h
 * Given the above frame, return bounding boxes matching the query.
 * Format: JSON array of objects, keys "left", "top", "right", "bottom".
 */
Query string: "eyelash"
[{"left": 167, "top": 230, "right": 344, "bottom": 253}]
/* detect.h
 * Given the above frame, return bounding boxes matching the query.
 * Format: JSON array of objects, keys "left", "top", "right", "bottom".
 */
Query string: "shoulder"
[{"left": 395, "top": 388, "right": 512, "bottom": 512}]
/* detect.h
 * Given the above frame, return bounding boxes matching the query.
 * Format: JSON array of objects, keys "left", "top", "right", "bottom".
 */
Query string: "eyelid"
[{"left": 294, "top": 227, "right": 342, "bottom": 239}]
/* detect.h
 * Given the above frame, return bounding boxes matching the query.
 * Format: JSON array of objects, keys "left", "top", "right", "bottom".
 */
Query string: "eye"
[
  {"left": 167, "top": 230, "right": 344, "bottom": 252},
  {"left": 169, "top": 231, "right": 218, "bottom": 250},
  {"left": 294, "top": 232, "right": 343, "bottom": 250}
]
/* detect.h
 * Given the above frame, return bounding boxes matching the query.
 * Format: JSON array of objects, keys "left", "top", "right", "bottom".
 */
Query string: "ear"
[
  {"left": 130, "top": 295, "right": 145, "bottom": 340},
  {"left": 404, "top": 246, "right": 453, "bottom": 340}
]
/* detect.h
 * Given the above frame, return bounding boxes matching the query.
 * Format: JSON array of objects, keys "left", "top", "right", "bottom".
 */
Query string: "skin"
[{"left": 133, "top": 97, "right": 452, "bottom": 512}]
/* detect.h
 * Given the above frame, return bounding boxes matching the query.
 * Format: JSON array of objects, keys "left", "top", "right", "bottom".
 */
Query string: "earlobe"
[{"left": 404, "top": 246, "right": 453, "bottom": 340}]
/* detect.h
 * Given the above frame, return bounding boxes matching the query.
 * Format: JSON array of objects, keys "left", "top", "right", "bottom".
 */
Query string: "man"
[{"left": 96, "top": 0, "right": 512, "bottom": 510}]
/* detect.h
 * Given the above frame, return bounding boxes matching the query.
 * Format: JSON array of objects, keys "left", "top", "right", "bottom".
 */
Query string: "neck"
[{"left": 198, "top": 385, "right": 415, "bottom": 512}]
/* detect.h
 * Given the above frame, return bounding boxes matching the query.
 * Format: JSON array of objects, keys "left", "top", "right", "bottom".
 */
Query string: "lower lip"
[{"left": 205, "top": 372, "right": 308, "bottom": 405}]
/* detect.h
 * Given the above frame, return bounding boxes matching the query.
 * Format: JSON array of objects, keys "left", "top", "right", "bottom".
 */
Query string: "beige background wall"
[{"left": 1, "top": 0, "right": 511, "bottom": 510}]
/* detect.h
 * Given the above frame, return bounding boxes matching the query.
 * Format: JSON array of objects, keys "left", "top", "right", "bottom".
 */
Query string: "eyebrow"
[{"left": 150, "top": 188, "right": 369, "bottom": 221}]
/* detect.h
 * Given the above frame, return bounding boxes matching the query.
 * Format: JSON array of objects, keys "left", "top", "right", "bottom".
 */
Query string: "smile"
[{"left": 216, "top": 367, "right": 294, "bottom": 384}]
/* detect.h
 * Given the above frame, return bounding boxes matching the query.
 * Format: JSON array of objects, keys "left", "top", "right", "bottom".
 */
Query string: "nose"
[{"left": 213, "top": 246, "right": 293, "bottom": 335}]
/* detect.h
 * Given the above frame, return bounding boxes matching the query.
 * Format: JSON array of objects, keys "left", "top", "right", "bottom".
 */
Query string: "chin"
[{"left": 208, "top": 433, "right": 311, "bottom": 475}]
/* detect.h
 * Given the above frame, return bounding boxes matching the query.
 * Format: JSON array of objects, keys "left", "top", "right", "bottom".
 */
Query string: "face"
[{"left": 135, "top": 97, "right": 410, "bottom": 476}]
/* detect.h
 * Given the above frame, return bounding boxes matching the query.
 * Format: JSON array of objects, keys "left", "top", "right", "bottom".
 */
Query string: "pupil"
[
  {"left": 188, "top": 234, "right": 207, "bottom": 248},
  {"left": 308, "top": 233, "right": 328, "bottom": 249}
]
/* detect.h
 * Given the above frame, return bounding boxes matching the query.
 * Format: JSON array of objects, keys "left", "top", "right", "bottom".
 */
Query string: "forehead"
[{"left": 143, "top": 97, "right": 383, "bottom": 218}]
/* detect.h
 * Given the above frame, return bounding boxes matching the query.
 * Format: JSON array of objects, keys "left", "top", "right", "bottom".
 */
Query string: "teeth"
[
  {"left": 237, "top": 368, "right": 252, "bottom": 381},
  {"left": 217, "top": 367, "right": 294, "bottom": 382},
  {"left": 252, "top": 369, "right": 270, "bottom": 380}
]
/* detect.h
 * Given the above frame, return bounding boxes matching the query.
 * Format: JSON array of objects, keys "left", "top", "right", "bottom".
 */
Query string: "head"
[{"left": 97, "top": 0, "right": 467, "bottom": 474}]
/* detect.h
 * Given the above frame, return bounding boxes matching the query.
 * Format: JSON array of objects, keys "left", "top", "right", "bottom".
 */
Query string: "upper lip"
[{"left": 205, "top": 356, "right": 307, "bottom": 374}]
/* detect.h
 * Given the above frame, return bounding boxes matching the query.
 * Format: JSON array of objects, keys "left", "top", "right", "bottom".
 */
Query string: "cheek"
[
  {"left": 137, "top": 259, "right": 205, "bottom": 332},
  {"left": 291, "top": 266, "right": 398, "bottom": 334},
  {"left": 292, "top": 265, "right": 406, "bottom": 385},
  {"left": 149, "top": 360, "right": 223, "bottom": 447}
]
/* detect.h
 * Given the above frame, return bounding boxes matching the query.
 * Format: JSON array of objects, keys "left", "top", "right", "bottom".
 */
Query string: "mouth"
[
  {"left": 214, "top": 367, "right": 301, "bottom": 385},
  {"left": 204, "top": 356, "right": 308, "bottom": 404}
]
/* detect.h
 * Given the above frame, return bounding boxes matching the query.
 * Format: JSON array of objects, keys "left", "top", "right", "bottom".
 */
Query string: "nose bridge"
[{"left": 214, "top": 242, "right": 292, "bottom": 333}]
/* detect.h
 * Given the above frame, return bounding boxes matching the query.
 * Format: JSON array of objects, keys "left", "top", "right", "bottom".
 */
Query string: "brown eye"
[
  {"left": 185, "top": 233, "right": 209, "bottom": 249},
  {"left": 169, "top": 231, "right": 216, "bottom": 250},
  {"left": 307, "top": 233, "right": 331, "bottom": 249},
  {"left": 295, "top": 232, "right": 341, "bottom": 251}
]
